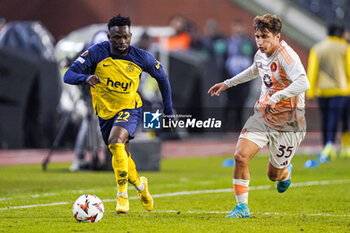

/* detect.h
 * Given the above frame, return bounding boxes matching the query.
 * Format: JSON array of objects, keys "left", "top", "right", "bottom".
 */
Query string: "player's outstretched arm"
[
  {"left": 208, "top": 82, "right": 229, "bottom": 96},
  {"left": 63, "top": 45, "right": 99, "bottom": 86}
]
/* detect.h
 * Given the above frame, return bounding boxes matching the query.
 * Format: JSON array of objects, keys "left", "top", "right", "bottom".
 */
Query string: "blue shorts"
[{"left": 98, "top": 108, "right": 142, "bottom": 145}]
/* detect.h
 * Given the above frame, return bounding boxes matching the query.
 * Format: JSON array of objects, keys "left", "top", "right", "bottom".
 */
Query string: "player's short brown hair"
[{"left": 253, "top": 14, "right": 282, "bottom": 35}]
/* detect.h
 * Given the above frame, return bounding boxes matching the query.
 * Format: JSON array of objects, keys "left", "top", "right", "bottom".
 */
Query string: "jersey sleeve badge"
[
  {"left": 81, "top": 50, "right": 89, "bottom": 57},
  {"left": 155, "top": 60, "right": 160, "bottom": 69}
]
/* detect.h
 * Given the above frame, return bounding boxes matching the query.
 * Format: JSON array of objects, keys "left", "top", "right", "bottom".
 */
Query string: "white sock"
[
  {"left": 117, "top": 192, "right": 128, "bottom": 197},
  {"left": 136, "top": 180, "right": 144, "bottom": 192},
  {"left": 236, "top": 193, "right": 248, "bottom": 204}
]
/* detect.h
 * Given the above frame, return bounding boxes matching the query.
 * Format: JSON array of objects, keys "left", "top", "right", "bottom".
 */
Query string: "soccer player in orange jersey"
[{"left": 208, "top": 14, "right": 310, "bottom": 218}]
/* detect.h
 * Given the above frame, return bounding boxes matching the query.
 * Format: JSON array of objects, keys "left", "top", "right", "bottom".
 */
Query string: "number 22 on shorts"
[{"left": 115, "top": 111, "right": 130, "bottom": 122}]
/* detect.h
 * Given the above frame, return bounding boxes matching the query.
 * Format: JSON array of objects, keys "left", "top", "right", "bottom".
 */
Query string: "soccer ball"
[{"left": 72, "top": 194, "right": 104, "bottom": 223}]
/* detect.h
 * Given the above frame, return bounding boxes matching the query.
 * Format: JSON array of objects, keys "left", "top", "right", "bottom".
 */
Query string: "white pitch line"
[
  {"left": 1, "top": 202, "right": 70, "bottom": 210},
  {"left": 153, "top": 210, "right": 350, "bottom": 217},
  {"left": 2, "top": 179, "right": 346, "bottom": 202},
  {"left": 0, "top": 188, "right": 103, "bottom": 202},
  {"left": 1, "top": 179, "right": 350, "bottom": 211}
]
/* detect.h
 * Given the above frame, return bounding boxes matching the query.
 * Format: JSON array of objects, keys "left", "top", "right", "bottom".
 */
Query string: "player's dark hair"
[
  {"left": 253, "top": 14, "right": 282, "bottom": 35},
  {"left": 108, "top": 14, "right": 131, "bottom": 30},
  {"left": 327, "top": 24, "right": 345, "bottom": 37}
]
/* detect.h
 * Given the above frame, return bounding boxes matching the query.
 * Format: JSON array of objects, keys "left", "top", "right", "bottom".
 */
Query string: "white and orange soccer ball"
[{"left": 72, "top": 194, "right": 104, "bottom": 223}]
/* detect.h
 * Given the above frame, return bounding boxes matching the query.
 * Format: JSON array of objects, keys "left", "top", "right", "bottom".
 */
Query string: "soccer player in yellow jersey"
[
  {"left": 307, "top": 24, "right": 350, "bottom": 161},
  {"left": 208, "top": 14, "right": 309, "bottom": 218},
  {"left": 64, "top": 14, "right": 174, "bottom": 214}
]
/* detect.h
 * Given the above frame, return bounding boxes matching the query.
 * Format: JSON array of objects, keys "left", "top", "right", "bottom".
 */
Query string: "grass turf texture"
[{"left": 1, "top": 154, "right": 350, "bottom": 233}]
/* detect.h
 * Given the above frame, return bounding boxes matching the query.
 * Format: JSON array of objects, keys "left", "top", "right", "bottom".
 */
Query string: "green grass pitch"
[{"left": 1, "top": 154, "right": 350, "bottom": 232}]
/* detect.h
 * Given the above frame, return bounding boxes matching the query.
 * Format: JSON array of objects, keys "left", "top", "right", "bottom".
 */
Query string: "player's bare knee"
[
  {"left": 234, "top": 151, "right": 249, "bottom": 166},
  {"left": 108, "top": 137, "right": 127, "bottom": 145}
]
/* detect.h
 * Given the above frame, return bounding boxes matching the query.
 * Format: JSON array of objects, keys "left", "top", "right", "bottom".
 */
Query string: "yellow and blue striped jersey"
[{"left": 64, "top": 42, "right": 173, "bottom": 119}]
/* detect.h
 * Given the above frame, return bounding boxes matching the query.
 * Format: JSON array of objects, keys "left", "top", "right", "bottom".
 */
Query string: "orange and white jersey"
[{"left": 224, "top": 40, "right": 310, "bottom": 131}]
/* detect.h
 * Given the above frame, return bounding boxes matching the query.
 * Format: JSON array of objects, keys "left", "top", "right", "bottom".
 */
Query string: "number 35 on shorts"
[
  {"left": 276, "top": 145, "right": 294, "bottom": 158},
  {"left": 275, "top": 145, "right": 294, "bottom": 167},
  {"left": 115, "top": 111, "right": 130, "bottom": 123}
]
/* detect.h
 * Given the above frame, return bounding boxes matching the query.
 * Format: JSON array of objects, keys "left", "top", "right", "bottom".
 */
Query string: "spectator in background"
[
  {"left": 341, "top": 92, "right": 350, "bottom": 158},
  {"left": 135, "top": 31, "right": 163, "bottom": 109},
  {"left": 340, "top": 29, "right": 350, "bottom": 158},
  {"left": 224, "top": 19, "right": 256, "bottom": 131},
  {"left": 90, "top": 30, "right": 108, "bottom": 45},
  {"left": 70, "top": 30, "right": 108, "bottom": 172},
  {"left": 307, "top": 24, "right": 350, "bottom": 162},
  {"left": 160, "top": 15, "right": 191, "bottom": 51},
  {"left": 0, "top": 18, "right": 6, "bottom": 32},
  {"left": 201, "top": 19, "right": 227, "bottom": 77},
  {"left": 136, "top": 31, "right": 153, "bottom": 51}
]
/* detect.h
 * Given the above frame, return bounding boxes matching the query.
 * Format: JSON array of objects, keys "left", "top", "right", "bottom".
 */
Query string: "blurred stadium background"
[{"left": 0, "top": 0, "right": 349, "bottom": 168}]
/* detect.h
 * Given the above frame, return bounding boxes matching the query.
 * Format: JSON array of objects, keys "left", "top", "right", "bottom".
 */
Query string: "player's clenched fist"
[
  {"left": 208, "top": 82, "right": 229, "bottom": 96},
  {"left": 265, "top": 99, "right": 277, "bottom": 114},
  {"left": 86, "top": 75, "right": 101, "bottom": 88}
]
